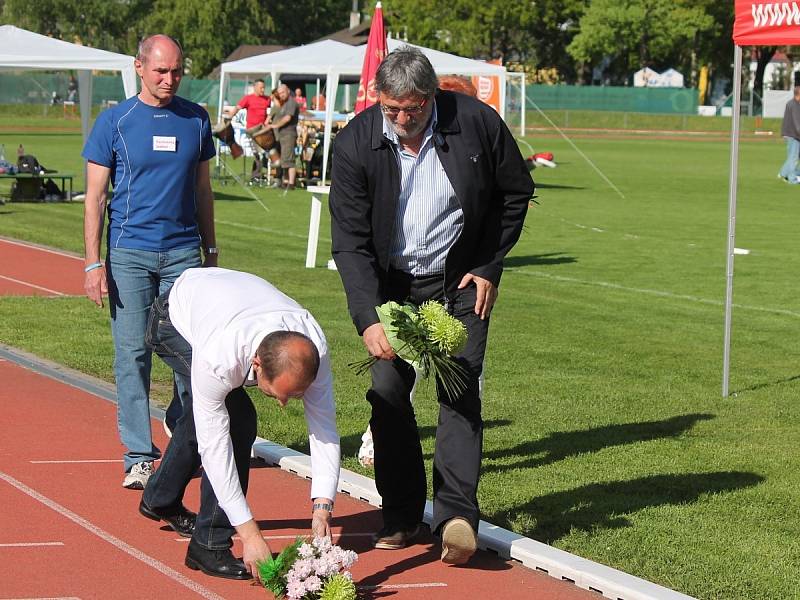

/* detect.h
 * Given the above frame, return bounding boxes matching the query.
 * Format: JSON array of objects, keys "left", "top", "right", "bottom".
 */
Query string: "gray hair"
[
  {"left": 374, "top": 46, "right": 438, "bottom": 99},
  {"left": 137, "top": 34, "right": 183, "bottom": 64}
]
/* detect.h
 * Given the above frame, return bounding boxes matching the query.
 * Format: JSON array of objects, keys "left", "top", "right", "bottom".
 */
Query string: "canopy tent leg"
[{"left": 722, "top": 44, "right": 743, "bottom": 398}]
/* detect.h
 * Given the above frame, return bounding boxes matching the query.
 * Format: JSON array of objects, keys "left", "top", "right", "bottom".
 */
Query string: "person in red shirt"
[
  {"left": 225, "top": 79, "right": 271, "bottom": 179},
  {"left": 227, "top": 79, "right": 271, "bottom": 129},
  {"left": 294, "top": 88, "right": 307, "bottom": 112}
]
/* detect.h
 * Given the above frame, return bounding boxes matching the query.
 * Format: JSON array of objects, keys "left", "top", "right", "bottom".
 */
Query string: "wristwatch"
[
  {"left": 312, "top": 501, "right": 334, "bottom": 513},
  {"left": 204, "top": 246, "right": 219, "bottom": 255}
]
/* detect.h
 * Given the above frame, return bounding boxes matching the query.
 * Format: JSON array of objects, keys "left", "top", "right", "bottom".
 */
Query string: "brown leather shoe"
[
  {"left": 441, "top": 517, "right": 477, "bottom": 565},
  {"left": 372, "top": 524, "right": 423, "bottom": 550}
]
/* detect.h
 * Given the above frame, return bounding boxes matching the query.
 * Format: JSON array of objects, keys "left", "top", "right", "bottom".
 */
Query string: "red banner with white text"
[
  {"left": 734, "top": 0, "right": 800, "bottom": 45},
  {"left": 355, "top": 2, "right": 387, "bottom": 114}
]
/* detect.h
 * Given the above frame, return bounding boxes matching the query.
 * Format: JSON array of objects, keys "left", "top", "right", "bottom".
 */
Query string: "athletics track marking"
[
  {"left": 0, "top": 470, "right": 227, "bottom": 600},
  {"left": 0, "top": 275, "right": 66, "bottom": 296}
]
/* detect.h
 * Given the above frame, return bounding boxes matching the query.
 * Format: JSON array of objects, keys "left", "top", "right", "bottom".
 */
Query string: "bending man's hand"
[
  {"left": 311, "top": 506, "right": 332, "bottom": 539},
  {"left": 236, "top": 519, "right": 272, "bottom": 582},
  {"left": 84, "top": 267, "right": 107, "bottom": 308},
  {"left": 362, "top": 322, "right": 395, "bottom": 361},
  {"left": 458, "top": 273, "right": 498, "bottom": 320}
]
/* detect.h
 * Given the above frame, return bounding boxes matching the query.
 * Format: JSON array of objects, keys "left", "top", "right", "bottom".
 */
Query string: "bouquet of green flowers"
[
  {"left": 257, "top": 536, "right": 358, "bottom": 600},
  {"left": 350, "top": 300, "right": 469, "bottom": 401}
]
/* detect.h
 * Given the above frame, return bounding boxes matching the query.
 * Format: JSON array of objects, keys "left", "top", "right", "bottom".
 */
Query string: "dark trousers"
[
  {"left": 369, "top": 270, "right": 489, "bottom": 535},
  {"left": 142, "top": 290, "right": 258, "bottom": 549}
]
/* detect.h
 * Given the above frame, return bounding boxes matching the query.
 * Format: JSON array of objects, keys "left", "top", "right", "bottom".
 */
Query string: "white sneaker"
[
  {"left": 358, "top": 426, "right": 374, "bottom": 467},
  {"left": 122, "top": 461, "right": 154, "bottom": 490}
]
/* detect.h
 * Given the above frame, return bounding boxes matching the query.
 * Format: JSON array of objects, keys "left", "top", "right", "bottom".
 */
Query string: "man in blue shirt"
[{"left": 82, "top": 34, "right": 218, "bottom": 490}]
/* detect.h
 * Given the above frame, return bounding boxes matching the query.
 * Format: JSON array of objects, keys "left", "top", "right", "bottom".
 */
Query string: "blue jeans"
[
  {"left": 142, "top": 290, "right": 258, "bottom": 549},
  {"left": 107, "top": 246, "right": 201, "bottom": 472},
  {"left": 779, "top": 136, "right": 800, "bottom": 182}
]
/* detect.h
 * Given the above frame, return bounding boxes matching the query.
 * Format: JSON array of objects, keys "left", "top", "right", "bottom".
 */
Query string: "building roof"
[
  {"left": 208, "top": 44, "right": 290, "bottom": 79},
  {"left": 315, "top": 19, "right": 373, "bottom": 46},
  {"left": 208, "top": 14, "right": 383, "bottom": 79}
]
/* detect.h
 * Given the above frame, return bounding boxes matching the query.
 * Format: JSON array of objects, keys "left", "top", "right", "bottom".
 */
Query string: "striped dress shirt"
[{"left": 383, "top": 105, "right": 464, "bottom": 276}]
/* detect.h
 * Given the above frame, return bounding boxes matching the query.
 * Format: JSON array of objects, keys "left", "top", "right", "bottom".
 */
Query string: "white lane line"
[
  {"left": 0, "top": 542, "right": 64, "bottom": 547},
  {"left": 358, "top": 583, "right": 448, "bottom": 590},
  {"left": 0, "top": 470, "right": 226, "bottom": 600},
  {"left": 216, "top": 219, "right": 332, "bottom": 243},
  {"left": 30, "top": 460, "right": 123, "bottom": 464},
  {"left": 0, "top": 238, "right": 82, "bottom": 260},
  {"left": 510, "top": 269, "right": 800, "bottom": 318},
  {"left": 0, "top": 275, "right": 65, "bottom": 296}
]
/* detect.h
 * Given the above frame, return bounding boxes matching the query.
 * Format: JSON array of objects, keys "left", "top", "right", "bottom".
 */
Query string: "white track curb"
[
  {"left": 1, "top": 344, "right": 695, "bottom": 600},
  {"left": 252, "top": 438, "right": 694, "bottom": 600}
]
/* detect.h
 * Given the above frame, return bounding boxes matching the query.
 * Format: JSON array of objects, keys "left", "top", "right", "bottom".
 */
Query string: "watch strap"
[{"left": 312, "top": 502, "right": 333, "bottom": 513}]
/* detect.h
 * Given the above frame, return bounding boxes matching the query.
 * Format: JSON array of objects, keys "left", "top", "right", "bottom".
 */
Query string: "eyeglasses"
[{"left": 380, "top": 99, "right": 428, "bottom": 117}]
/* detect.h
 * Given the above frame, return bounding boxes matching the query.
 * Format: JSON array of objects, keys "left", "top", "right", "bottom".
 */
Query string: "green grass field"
[{"left": 1, "top": 113, "right": 798, "bottom": 599}]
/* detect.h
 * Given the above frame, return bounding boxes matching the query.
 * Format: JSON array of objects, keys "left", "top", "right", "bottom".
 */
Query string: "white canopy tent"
[
  {"left": 0, "top": 25, "right": 137, "bottom": 144},
  {"left": 216, "top": 37, "right": 509, "bottom": 182}
]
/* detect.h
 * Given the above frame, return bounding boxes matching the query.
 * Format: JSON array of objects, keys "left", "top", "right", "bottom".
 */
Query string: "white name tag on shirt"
[{"left": 153, "top": 136, "right": 177, "bottom": 152}]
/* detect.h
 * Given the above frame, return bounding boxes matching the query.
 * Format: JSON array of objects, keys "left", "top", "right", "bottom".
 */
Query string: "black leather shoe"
[
  {"left": 185, "top": 539, "right": 252, "bottom": 580},
  {"left": 139, "top": 499, "right": 196, "bottom": 538}
]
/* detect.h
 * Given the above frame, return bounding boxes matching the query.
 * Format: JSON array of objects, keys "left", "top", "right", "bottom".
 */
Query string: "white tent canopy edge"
[
  {"left": 0, "top": 25, "right": 137, "bottom": 144},
  {"left": 216, "top": 38, "right": 510, "bottom": 182}
]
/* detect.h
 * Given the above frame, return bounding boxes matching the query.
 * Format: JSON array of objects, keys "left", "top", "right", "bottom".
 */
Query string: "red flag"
[
  {"left": 355, "top": 2, "right": 387, "bottom": 114},
  {"left": 733, "top": 0, "right": 800, "bottom": 46}
]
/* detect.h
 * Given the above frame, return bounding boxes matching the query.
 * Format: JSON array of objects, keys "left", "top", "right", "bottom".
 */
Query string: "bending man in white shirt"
[{"left": 138, "top": 267, "right": 340, "bottom": 581}]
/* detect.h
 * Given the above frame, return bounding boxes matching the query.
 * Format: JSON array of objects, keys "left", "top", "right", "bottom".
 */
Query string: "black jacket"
[{"left": 329, "top": 89, "right": 534, "bottom": 334}]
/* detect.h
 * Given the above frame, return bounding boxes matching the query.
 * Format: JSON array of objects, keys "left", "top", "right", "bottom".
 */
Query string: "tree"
[
  {"left": 144, "top": 0, "right": 274, "bottom": 77},
  {"left": 525, "top": 0, "right": 588, "bottom": 83},
  {"left": 2, "top": 0, "right": 144, "bottom": 55},
  {"left": 385, "top": 0, "right": 537, "bottom": 63},
  {"left": 567, "top": 0, "right": 714, "bottom": 84},
  {"left": 264, "top": 0, "right": 352, "bottom": 46}
]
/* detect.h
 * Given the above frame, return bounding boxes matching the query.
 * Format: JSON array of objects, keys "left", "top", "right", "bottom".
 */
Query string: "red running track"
[
  {"left": 0, "top": 237, "right": 85, "bottom": 297},
  {"left": 0, "top": 357, "right": 597, "bottom": 599}
]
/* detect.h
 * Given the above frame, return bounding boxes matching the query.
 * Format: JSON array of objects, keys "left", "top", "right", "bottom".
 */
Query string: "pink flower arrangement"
[{"left": 258, "top": 536, "right": 358, "bottom": 600}]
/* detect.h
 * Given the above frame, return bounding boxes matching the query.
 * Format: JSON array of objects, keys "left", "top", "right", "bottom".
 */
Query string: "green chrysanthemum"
[
  {"left": 418, "top": 301, "right": 467, "bottom": 355},
  {"left": 349, "top": 301, "right": 470, "bottom": 401},
  {"left": 319, "top": 573, "right": 357, "bottom": 600},
  {"left": 257, "top": 537, "right": 304, "bottom": 598}
]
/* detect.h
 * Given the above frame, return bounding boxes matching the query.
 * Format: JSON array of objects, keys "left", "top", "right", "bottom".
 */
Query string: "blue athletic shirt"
[{"left": 82, "top": 95, "right": 216, "bottom": 251}]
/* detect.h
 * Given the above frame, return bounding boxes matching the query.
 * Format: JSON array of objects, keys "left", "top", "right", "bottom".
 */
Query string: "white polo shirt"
[{"left": 168, "top": 267, "right": 340, "bottom": 527}]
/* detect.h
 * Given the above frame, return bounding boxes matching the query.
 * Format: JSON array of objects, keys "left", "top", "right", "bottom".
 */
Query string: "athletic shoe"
[
  {"left": 122, "top": 461, "right": 154, "bottom": 490},
  {"left": 357, "top": 426, "right": 374, "bottom": 468},
  {"left": 441, "top": 517, "right": 477, "bottom": 565},
  {"left": 372, "top": 524, "right": 423, "bottom": 550}
]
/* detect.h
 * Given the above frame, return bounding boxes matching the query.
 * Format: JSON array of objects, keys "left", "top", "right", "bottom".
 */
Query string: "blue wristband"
[{"left": 84, "top": 262, "right": 103, "bottom": 273}]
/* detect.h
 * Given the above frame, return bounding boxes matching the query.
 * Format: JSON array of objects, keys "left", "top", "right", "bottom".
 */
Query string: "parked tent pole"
[
  {"left": 722, "top": 44, "right": 743, "bottom": 398},
  {"left": 520, "top": 72, "right": 526, "bottom": 137}
]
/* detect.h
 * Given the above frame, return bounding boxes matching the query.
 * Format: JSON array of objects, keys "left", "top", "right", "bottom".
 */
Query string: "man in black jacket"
[{"left": 329, "top": 46, "right": 534, "bottom": 565}]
